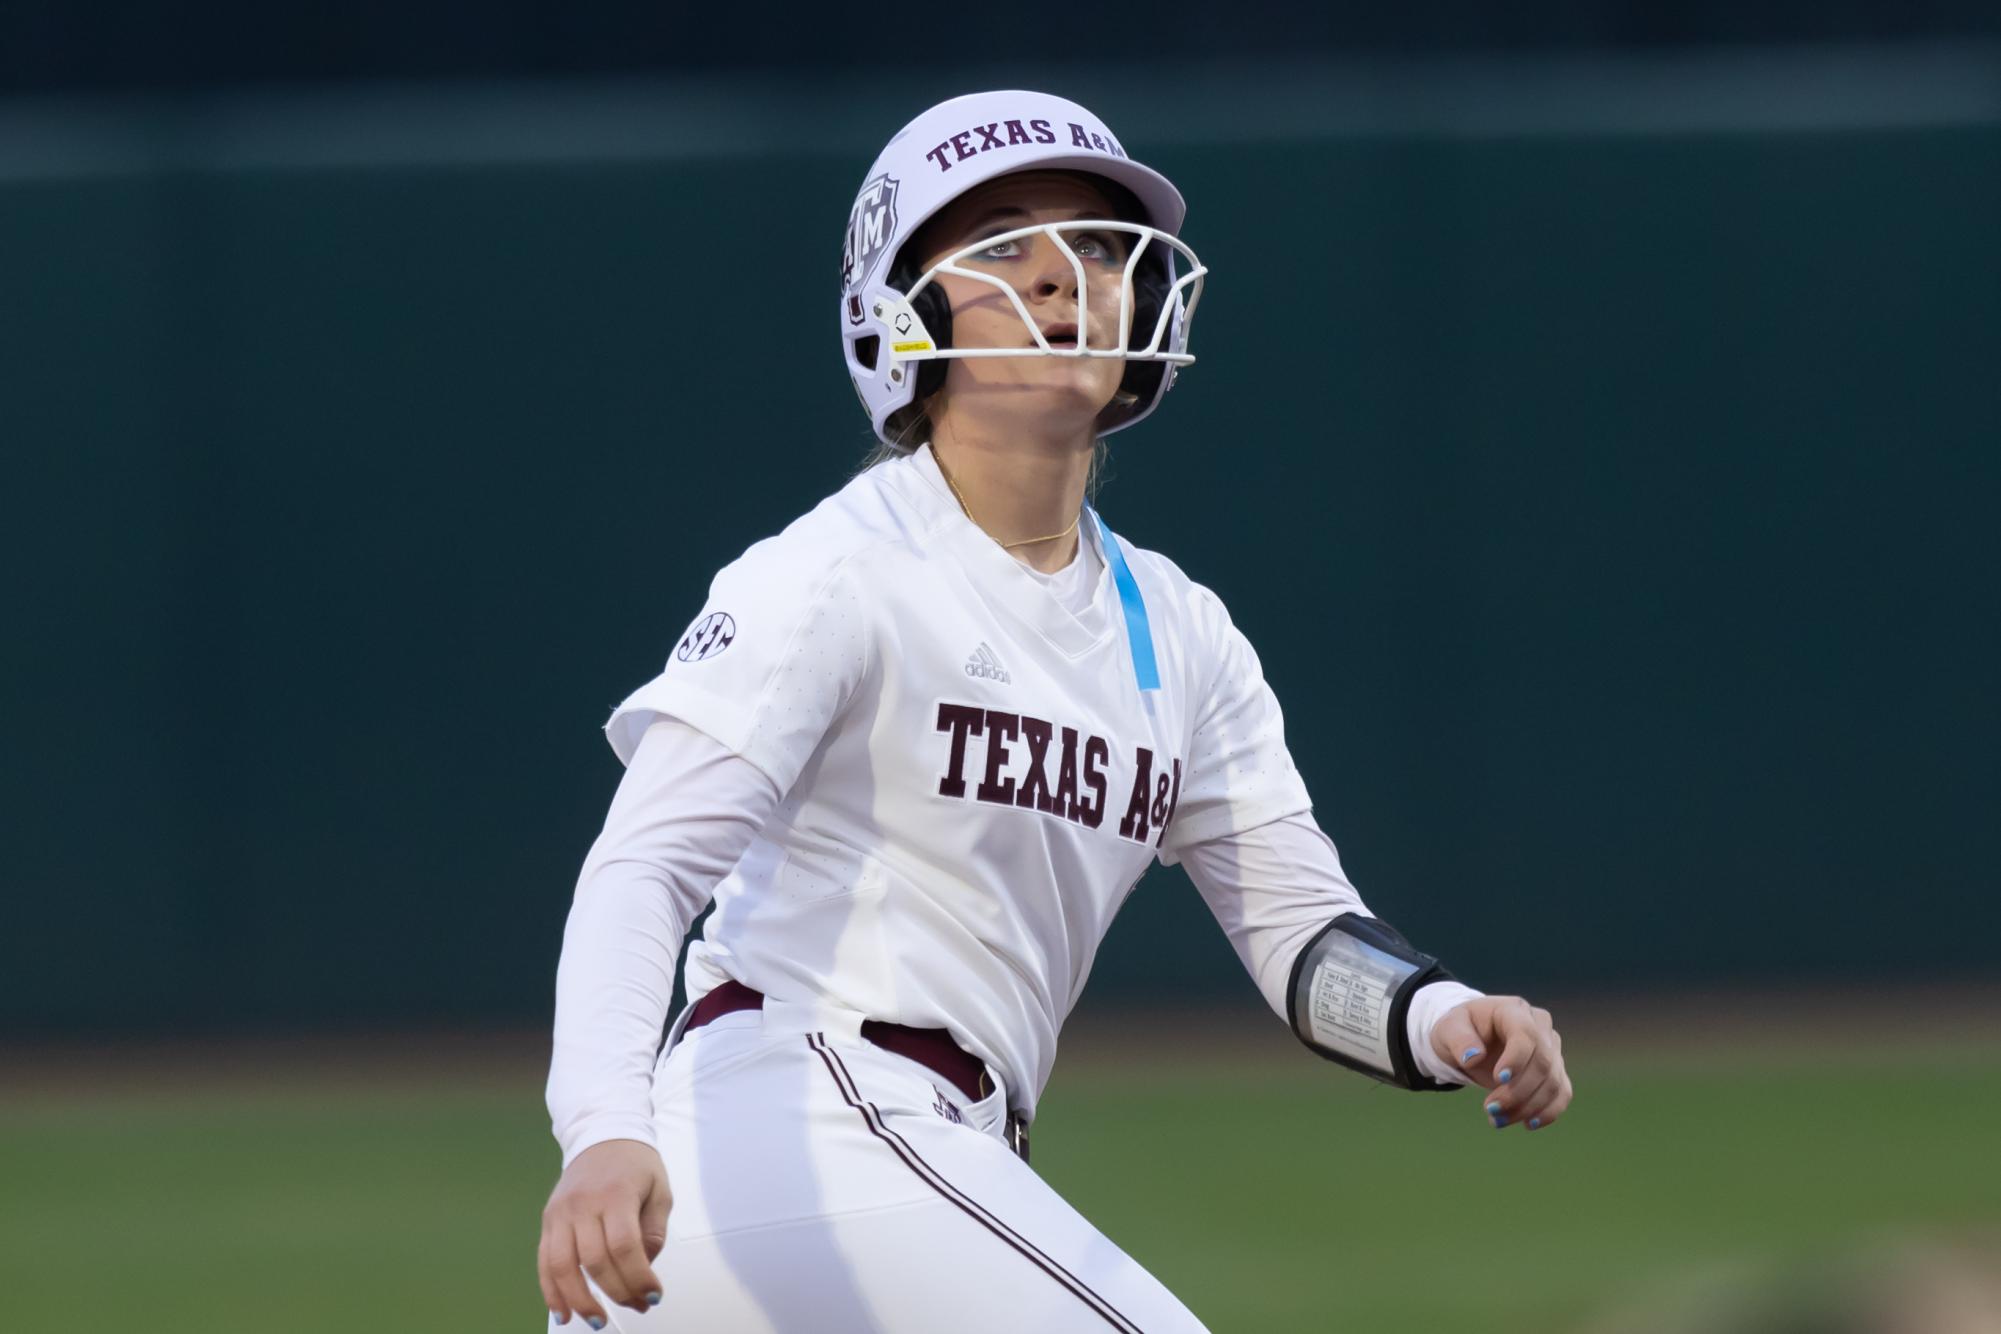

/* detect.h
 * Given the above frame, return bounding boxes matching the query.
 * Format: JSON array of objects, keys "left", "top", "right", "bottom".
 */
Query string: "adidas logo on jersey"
[{"left": 964, "top": 642, "right": 1011, "bottom": 684}]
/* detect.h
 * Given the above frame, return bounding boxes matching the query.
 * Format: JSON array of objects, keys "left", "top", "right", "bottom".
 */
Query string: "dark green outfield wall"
[{"left": 3, "top": 119, "right": 1995, "bottom": 1035}]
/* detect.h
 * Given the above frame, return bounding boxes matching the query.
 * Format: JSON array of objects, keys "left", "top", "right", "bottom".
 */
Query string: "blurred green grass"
[{"left": 2, "top": 1034, "right": 1994, "bottom": 1332}]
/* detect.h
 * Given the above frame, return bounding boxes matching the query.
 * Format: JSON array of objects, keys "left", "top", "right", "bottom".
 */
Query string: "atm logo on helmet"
[{"left": 842, "top": 173, "right": 900, "bottom": 298}]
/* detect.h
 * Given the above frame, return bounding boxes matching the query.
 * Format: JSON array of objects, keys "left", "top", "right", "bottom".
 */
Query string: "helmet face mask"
[
  {"left": 887, "top": 219, "right": 1204, "bottom": 366},
  {"left": 840, "top": 91, "right": 1203, "bottom": 445}
]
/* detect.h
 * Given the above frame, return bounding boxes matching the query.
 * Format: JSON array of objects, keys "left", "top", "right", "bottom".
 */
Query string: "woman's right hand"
[{"left": 538, "top": 1138, "right": 671, "bottom": 1327}]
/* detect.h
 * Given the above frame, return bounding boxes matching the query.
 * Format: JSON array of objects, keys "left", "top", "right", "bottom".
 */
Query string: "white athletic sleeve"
[
  {"left": 546, "top": 717, "right": 780, "bottom": 1166},
  {"left": 603, "top": 540, "right": 873, "bottom": 791},
  {"left": 1157, "top": 584, "right": 1313, "bottom": 862},
  {"left": 1177, "top": 809, "right": 1484, "bottom": 1087}
]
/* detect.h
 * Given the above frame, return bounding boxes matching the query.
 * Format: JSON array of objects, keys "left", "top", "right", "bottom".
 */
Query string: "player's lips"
[{"left": 1038, "top": 322, "right": 1079, "bottom": 347}]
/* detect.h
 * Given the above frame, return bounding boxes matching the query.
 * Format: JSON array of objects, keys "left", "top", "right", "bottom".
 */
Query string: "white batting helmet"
[{"left": 839, "top": 90, "right": 1207, "bottom": 445}]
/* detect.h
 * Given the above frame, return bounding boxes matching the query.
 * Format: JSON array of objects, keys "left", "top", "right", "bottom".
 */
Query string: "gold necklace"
[{"left": 935, "top": 450, "right": 1082, "bottom": 551}]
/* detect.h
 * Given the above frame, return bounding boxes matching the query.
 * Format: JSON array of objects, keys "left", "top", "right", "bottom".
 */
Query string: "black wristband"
[{"left": 1285, "top": 913, "right": 1459, "bottom": 1092}]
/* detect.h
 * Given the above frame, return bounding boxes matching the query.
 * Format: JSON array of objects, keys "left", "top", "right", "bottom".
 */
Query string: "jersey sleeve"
[
  {"left": 548, "top": 717, "right": 781, "bottom": 1165},
  {"left": 604, "top": 539, "right": 873, "bottom": 793},
  {"left": 1177, "top": 809, "right": 1482, "bottom": 1087},
  {"left": 1157, "top": 583, "right": 1313, "bottom": 864}
]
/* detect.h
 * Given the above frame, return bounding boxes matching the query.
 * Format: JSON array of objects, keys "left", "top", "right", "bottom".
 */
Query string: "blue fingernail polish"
[
  {"left": 1486, "top": 1102, "right": 1501, "bottom": 1116},
  {"left": 1529, "top": 1118, "right": 1542, "bottom": 1130},
  {"left": 587, "top": 1318, "right": 606, "bottom": 1331},
  {"left": 1493, "top": 1115, "right": 1508, "bottom": 1128},
  {"left": 647, "top": 1291, "right": 662, "bottom": 1307},
  {"left": 1462, "top": 1047, "right": 1482, "bottom": 1063},
  {"left": 1498, "top": 1068, "right": 1513, "bottom": 1084}
]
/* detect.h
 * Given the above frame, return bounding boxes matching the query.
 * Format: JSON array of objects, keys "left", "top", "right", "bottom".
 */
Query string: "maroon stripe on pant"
[{"left": 806, "top": 1033, "right": 1147, "bottom": 1334}]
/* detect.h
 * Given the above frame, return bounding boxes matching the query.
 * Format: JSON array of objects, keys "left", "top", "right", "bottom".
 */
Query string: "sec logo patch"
[{"left": 676, "top": 612, "right": 737, "bottom": 663}]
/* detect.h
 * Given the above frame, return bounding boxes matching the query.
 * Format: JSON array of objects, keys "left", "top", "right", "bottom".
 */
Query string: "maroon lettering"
[
  {"left": 931, "top": 702, "right": 1164, "bottom": 840},
  {"left": 936, "top": 703, "right": 986, "bottom": 797},
  {"left": 1030, "top": 118, "right": 1056, "bottom": 144},
  {"left": 951, "top": 131, "right": 976, "bottom": 161},
  {"left": 974, "top": 122, "right": 1005, "bottom": 151},
  {"left": 1079, "top": 736, "right": 1109, "bottom": 828},
  {"left": 1014, "top": 715, "right": 1058, "bottom": 814},
  {"left": 1119, "top": 746, "right": 1155, "bottom": 841},
  {"left": 1053, "top": 726, "right": 1081, "bottom": 821},
  {"left": 1153, "top": 758, "right": 1182, "bottom": 846},
  {"left": 925, "top": 142, "right": 953, "bottom": 172},
  {"left": 1089, "top": 132, "right": 1109, "bottom": 153},
  {"left": 1004, "top": 119, "right": 1031, "bottom": 145},
  {"left": 1068, "top": 122, "right": 1092, "bottom": 149},
  {"left": 976, "top": 710, "right": 1021, "bottom": 804}
]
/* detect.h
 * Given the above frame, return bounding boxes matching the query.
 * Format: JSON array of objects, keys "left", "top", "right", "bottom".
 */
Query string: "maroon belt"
[
  {"left": 685, "top": 979, "right": 993, "bottom": 1106},
  {"left": 683, "top": 980, "right": 1031, "bottom": 1163}
]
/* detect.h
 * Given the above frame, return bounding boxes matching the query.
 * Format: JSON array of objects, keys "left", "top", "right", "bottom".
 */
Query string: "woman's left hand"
[{"left": 1429, "top": 996, "right": 1573, "bottom": 1132}]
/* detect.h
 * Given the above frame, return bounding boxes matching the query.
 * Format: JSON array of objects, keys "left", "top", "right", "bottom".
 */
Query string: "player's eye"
[
  {"left": 1069, "top": 230, "right": 1125, "bottom": 263},
  {"left": 965, "top": 229, "right": 1123, "bottom": 265}
]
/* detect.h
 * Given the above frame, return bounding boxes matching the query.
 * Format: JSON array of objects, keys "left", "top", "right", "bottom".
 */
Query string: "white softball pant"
[{"left": 553, "top": 998, "right": 1211, "bottom": 1333}]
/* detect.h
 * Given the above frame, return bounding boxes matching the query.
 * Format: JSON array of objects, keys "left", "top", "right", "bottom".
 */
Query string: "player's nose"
[{"left": 1025, "top": 235, "right": 1080, "bottom": 303}]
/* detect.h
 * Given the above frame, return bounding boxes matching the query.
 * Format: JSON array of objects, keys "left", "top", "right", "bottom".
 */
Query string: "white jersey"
[{"left": 604, "top": 444, "right": 1312, "bottom": 1117}]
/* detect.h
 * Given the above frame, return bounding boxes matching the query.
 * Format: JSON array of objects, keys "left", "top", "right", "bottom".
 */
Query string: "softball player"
[{"left": 539, "top": 89, "right": 1572, "bottom": 1332}]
